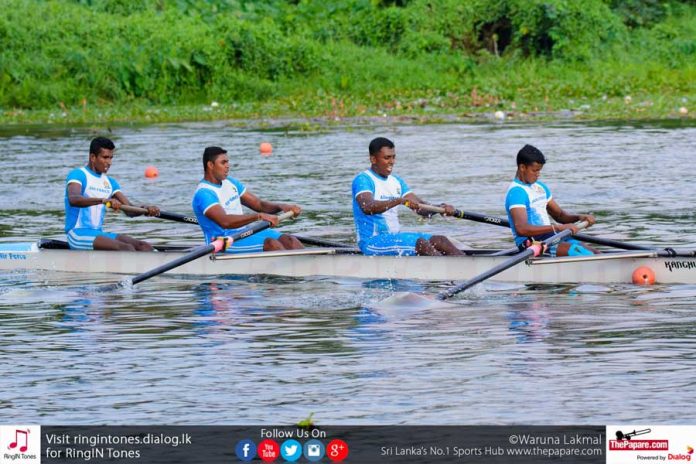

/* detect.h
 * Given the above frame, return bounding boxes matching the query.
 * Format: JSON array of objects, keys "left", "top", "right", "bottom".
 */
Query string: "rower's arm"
[
  {"left": 511, "top": 207, "right": 566, "bottom": 236},
  {"left": 67, "top": 183, "right": 106, "bottom": 208},
  {"left": 111, "top": 192, "right": 160, "bottom": 217},
  {"left": 241, "top": 191, "right": 301, "bottom": 217},
  {"left": 403, "top": 192, "right": 451, "bottom": 217},
  {"left": 547, "top": 199, "right": 596, "bottom": 226},
  {"left": 205, "top": 203, "right": 277, "bottom": 229},
  {"left": 356, "top": 192, "right": 418, "bottom": 215}
]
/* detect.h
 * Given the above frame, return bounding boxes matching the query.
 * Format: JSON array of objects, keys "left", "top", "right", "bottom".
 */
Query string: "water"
[{"left": 1, "top": 120, "right": 695, "bottom": 424}]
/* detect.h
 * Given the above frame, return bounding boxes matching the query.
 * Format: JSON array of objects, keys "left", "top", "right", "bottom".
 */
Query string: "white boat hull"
[{"left": 2, "top": 242, "right": 696, "bottom": 284}]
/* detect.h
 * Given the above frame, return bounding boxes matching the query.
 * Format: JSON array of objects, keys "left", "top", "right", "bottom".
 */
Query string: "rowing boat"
[{"left": 2, "top": 240, "right": 695, "bottom": 284}]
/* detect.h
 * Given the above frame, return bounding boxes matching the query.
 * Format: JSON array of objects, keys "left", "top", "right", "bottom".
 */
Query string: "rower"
[
  {"left": 64, "top": 137, "right": 160, "bottom": 251},
  {"left": 505, "top": 144, "right": 597, "bottom": 256},
  {"left": 191, "top": 146, "right": 303, "bottom": 253},
  {"left": 352, "top": 137, "right": 463, "bottom": 256}
]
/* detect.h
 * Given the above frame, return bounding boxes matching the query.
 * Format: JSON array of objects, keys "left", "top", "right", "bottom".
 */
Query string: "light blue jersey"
[
  {"left": 192, "top": 177, "right": 247, "bottom": 244},
  {"left": 191, "top": 177, "right": 283, "bottom": 253},
  {"left": 64, "top": 166, "right": 121, "bottom": 233},
  {"left": 505, "top": 178, "right": 552, "bottom": 247},
  {"left": 351, "top": 169, "right": 411, "bottom": 245}
]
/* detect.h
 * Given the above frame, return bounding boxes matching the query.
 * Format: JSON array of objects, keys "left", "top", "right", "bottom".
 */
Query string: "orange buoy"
[
  {"left": 259, "top": 142, "right": 273, "bottom": 156},
  {"left": 632, "top": 266, "right": 655, "bottom": 285},
  {"left": 144, "top": 166, "right": 159, "bottom": 178}
]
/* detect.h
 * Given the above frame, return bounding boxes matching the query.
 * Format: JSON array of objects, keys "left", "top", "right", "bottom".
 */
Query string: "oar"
[
  {"left": 374, "top": 222, "right": 588, "bottom": 310},
  {"left": 436, "top": 221, "right": 589, "bottom": 300},
  {"left": 99, "top": 211, "right": 295, "bottom": 291},
  {"left": 110, "top": 204, "right": 199, "bottom": 224},
  {"left": 112, "top": 204, "right": 356, "bottom": 249},
  {"left": 416, "top": 204, "right": 651, "bottom": 251}
]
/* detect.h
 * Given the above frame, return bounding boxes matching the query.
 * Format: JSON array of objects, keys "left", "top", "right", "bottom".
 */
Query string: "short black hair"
[
  {"left": 89, "top": 137, "right": 115, "bottom": 156},
  {"left": 516, "top": 144, "right": 546, "bottom": 166},
  {"left": 369, "top": 137, "right": 394, "bottom": 156},
  {"left": 203, "top": 146, "right": 227, "bottom": 170}
]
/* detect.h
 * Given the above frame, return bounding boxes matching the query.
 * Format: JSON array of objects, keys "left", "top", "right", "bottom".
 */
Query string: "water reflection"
[{"left": 506, "top": 300, "right": 551, "bottom": 344}]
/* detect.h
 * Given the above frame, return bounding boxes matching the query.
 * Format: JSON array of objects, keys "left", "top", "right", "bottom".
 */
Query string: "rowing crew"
[{"left": 65, "top": 136, "right": 596, "bottom": 257}]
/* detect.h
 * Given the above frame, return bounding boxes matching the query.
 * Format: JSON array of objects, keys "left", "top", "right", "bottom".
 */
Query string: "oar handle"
[
  {"left": 111, "top": 204, "right": 149, "bottom": 215},
  {"left": 112, "top": 204, "right": 296, "bottom": 227},
  {"left": 108, "top": 203, "right": 200, "bottom": 224},
  {"left": 416, "top": 204, "right": 446, "bottom": 214}
]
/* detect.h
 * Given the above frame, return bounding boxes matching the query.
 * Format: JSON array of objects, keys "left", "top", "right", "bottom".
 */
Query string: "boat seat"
[{"left": 38, "top": 239, "right": 70, "bottom": 249}]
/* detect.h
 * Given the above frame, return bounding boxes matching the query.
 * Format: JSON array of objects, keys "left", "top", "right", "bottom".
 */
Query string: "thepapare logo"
[{"left": 609, "top": 429, "right": 671, "bottom": 451}]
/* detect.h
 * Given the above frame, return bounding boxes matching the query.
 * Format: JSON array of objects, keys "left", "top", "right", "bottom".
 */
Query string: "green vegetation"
[{"left": 0, "top": 0, "right": 693, "bottom": 125}]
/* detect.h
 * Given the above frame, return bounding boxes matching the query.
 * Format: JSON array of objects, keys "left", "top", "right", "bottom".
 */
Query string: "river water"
[{"left": 1, "top": 119, "right": 695, "bottom": 425}]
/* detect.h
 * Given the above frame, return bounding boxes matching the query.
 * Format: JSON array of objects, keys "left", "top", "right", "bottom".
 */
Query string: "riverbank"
[{"left": 0, "top": 92, "right": 691, "bottom": 128}]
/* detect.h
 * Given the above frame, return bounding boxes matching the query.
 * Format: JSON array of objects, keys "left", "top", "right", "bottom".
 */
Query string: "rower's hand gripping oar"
[
  {"left": 109, "top": 203, "right": 199, "bottom": 224},
  {"left": 416, "top": 203, "right": 650, "bottom": 252},
  {"left": 111, "top": 203, "right": 355, "bottom": 250},
  {"left": 99, "top": 211, "right": 295, "bottom": 291}
]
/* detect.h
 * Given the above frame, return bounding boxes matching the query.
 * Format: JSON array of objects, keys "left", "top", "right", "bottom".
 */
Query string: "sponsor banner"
[
  {"left": 607, "top": 425, "right": 696, "bottom": 464},
  {"left": 0, "top": 425, "right": 609, "bottom": 463}
]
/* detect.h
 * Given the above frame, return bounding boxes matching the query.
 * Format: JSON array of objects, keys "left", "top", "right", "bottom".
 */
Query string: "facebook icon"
[{"left": 235, "top": 439, "right": 257, "bottom": 462}]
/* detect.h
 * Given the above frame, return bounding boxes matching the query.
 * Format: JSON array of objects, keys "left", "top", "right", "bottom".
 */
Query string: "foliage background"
[{"left": 0, "top": 0, "right": 693, "bottom": 122}]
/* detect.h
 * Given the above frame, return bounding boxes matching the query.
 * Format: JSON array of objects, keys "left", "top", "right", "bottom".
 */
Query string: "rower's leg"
[
  {"left": 555, "top": 239, "right": 596, "bottom": 257},
  {"left": 415, "top": 238, "right": 442, "bottom": 256},
  {"left": 94, "top": 235, "right": 136, "bottom": 251},
  {"left": 115, "top": 234, "right": 154, "bottom": 252},
  {"left": 278, "top": 234, "right": 304, "bottom": 250},
  {"left": 429, "top": 235, "right": 464, "bottom": 256},
  {"left": 263, "top": 238, "right": 286, "bottom": 251}
]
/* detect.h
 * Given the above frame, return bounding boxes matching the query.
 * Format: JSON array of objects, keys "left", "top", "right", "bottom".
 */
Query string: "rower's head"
[
  {"left": 88, "top": 137, "right": 115, "bottom": 174},
  {"left": 516, "top": 144, "right": 546, "bottom": 184},
  {"left": 369, "top": 137, "right": 396, "bottom": 178},
  {"left": 202, "top": 146, "right": 230, "bottom": 183}
]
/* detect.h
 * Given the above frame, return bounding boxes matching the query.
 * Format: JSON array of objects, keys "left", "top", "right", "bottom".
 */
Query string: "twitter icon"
[{"left": 280, "top": 439, "right": 302, "bottom": 462}]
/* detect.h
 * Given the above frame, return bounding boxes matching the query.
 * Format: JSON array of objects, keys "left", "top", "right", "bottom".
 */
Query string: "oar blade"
[{"left": 371, "top": 291, "right": 462, "bottom": 311}]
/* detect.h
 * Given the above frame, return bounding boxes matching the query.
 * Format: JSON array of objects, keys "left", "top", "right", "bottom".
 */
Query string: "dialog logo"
[
  {"left": 257, "top": 439, "right": 280, "bottom": 462},
  {"left": 235, "top": 439, "right": 256, "bottom": 462},
  {"left": 304, "top": 439, "right": 325, "bottom": 462},
  {"left": 280, "top": 439, "right": 302, "bottom": 462},
  {"left": 327, "top": 439, "right": 350, "bottom": 462}
]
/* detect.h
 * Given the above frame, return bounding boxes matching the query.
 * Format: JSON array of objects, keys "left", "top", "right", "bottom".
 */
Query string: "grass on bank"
[{"left": 0, "top": 0, "right": 693, "bottom": 125}]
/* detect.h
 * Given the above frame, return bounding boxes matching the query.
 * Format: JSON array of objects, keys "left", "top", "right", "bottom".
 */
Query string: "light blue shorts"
[
  {"left": 549, "top": 238, "right": 593, "bottom": 257},
  {"left": 518, "top": 236, "right": 593, "bottom": 257},
  {"left": 223, "top": 229, "right": 283, "bottom": 254},
  {"left": 360, "top": 232, "right": 433, "bottom": 256},
  {"left": 67, "top": 228, "right": 118, "bottom": 250}
]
